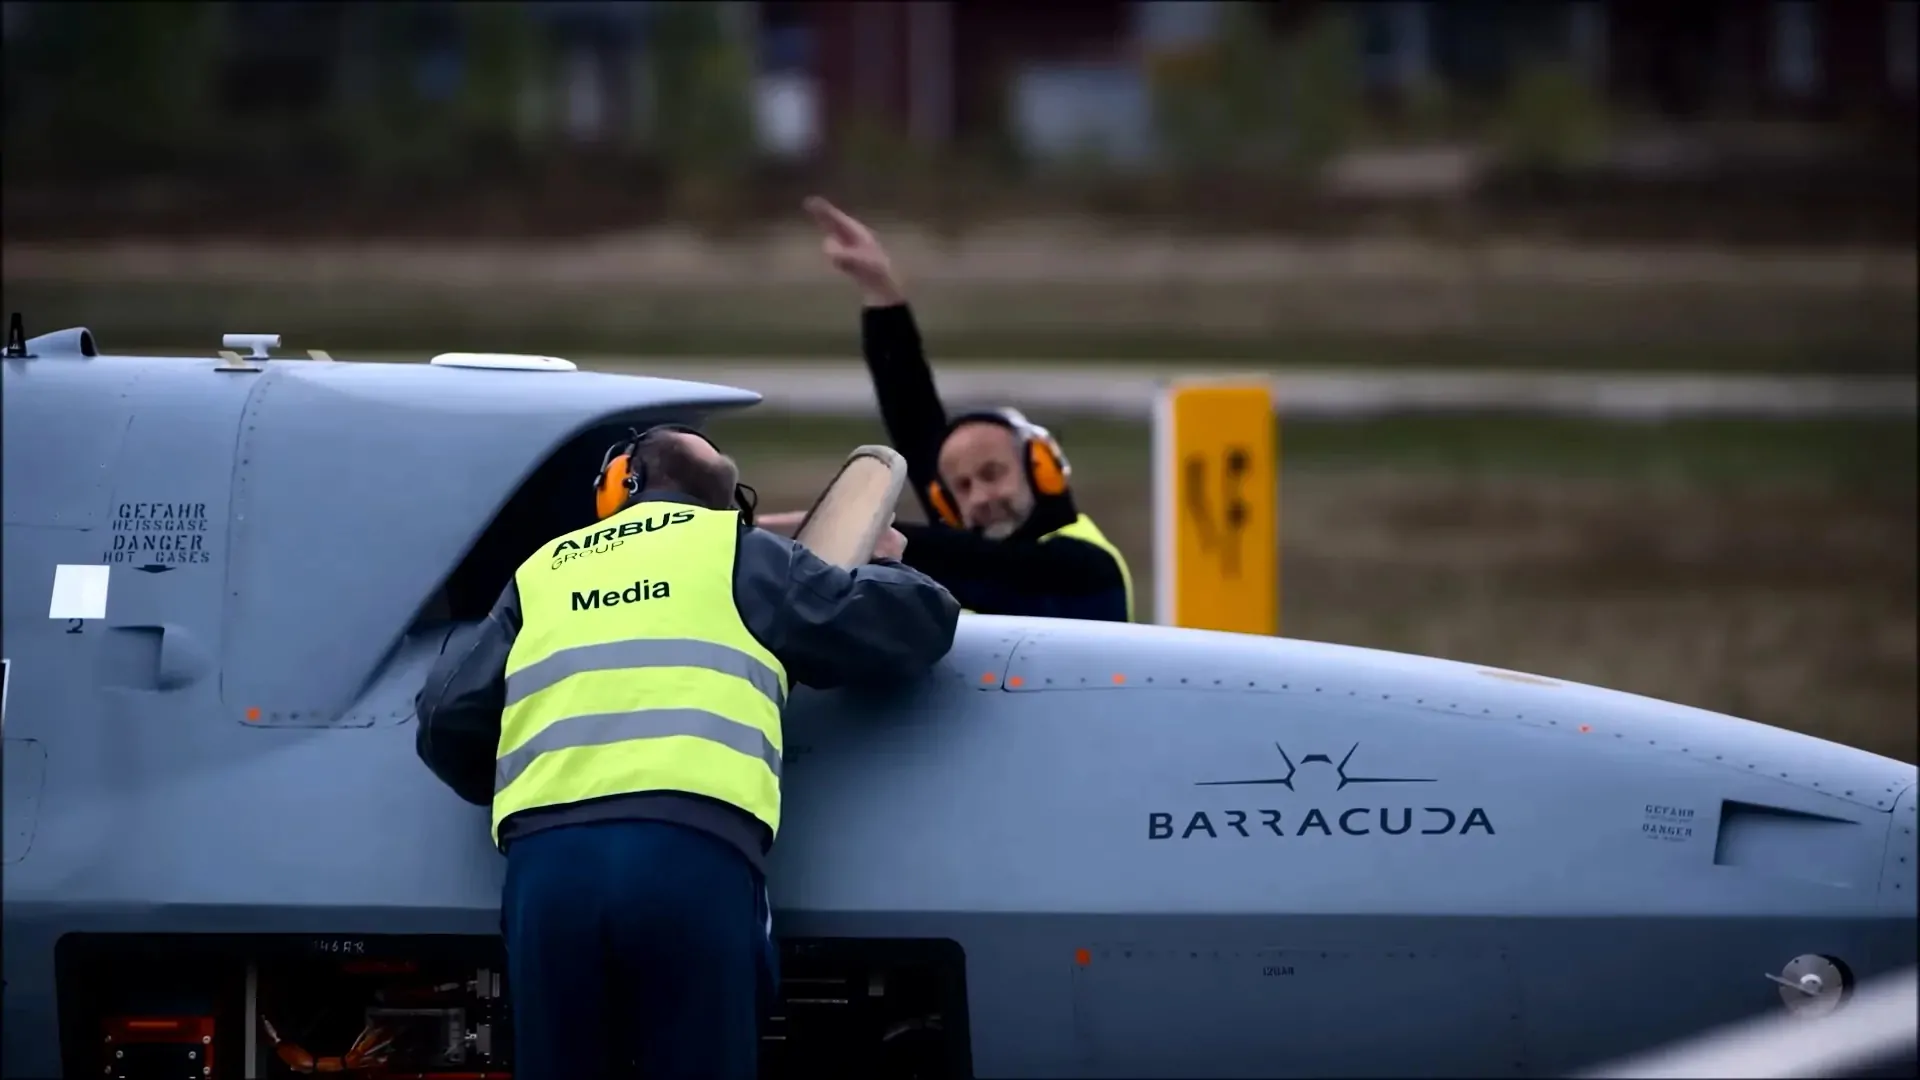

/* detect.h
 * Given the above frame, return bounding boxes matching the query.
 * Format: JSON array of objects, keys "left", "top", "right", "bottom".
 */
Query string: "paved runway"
[{"left": 518, "top": 357, "right": 1919, "bottom": 420}]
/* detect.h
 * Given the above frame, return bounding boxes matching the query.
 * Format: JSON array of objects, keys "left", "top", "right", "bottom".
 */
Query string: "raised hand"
[{"left": 803, "top": 195, "right": 904, "bottom": 307}]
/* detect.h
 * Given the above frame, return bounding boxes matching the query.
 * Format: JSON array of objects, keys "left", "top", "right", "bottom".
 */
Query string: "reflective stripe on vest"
[
  {"left": 490, "top": 501, "right": 788, "bottom": 849},
  {"left": 1041, "top": 513, "right": 1135, "bottom": 621}
]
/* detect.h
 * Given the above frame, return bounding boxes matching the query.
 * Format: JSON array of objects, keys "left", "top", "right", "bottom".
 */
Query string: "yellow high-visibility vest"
[
  {"left": 957, "top": 514, "right": 1136, "bottom": 621},
  {"left": 491, "top": 501, "right": 787, "bottom": 849},
  {"left": 1045, "top": 514, "right": 1135, "bottom": 622}
]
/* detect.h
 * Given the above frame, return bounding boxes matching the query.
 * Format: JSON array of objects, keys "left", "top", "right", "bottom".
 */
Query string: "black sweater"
[{"left": 861, "top": 303, "right": 1129, "bottom": 621}]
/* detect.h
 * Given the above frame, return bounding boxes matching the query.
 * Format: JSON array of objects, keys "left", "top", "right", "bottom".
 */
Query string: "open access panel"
[{"left": 60, "top": 932, "right": 971, "bottom": 1078}]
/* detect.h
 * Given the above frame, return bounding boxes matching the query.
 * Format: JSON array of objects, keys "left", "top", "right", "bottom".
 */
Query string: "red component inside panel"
[
  {"left": 104, "top": 1015, "right": 216, "bottom": 1077},
  {"left": 105, "top": 1014, "right": 216, "bottom": 1045}
]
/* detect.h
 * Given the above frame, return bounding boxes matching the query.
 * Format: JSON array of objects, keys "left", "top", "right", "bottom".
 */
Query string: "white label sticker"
[
  {"left": 49, "top": 563, "right": 110, "bottom": 620},
  {"left": 2, "top": 657, "right": 10, "bottom": 732}
]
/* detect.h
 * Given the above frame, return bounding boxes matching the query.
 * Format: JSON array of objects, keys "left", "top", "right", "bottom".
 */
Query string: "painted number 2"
[{"left": 65, "top": 618, "right": 83, "bottom": 634}]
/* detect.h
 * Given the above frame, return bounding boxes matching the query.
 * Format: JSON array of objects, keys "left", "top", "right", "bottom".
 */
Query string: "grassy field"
[
  {"left": 5, "top": 234, "right": 1914, "bottom": 369},
  {"left": 6, "top": 279, "right": 1910, "bottom": 371},
  {"left": 707, "top": 413, "right": 1919, "bottom": 763}
]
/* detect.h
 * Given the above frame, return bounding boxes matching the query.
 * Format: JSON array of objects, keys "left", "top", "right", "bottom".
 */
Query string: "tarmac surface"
[{"left": 407, "top": 356, "right": 1920, "bottom": 419}]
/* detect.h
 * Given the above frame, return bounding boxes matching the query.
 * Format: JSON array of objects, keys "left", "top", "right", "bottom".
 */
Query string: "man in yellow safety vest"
[{"left": 415, "top": 424, "right": 959, "bottom": 1080}]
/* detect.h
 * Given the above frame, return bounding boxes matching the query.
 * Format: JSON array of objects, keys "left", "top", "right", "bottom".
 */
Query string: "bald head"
[
  {"left": 937, "top": 419, "right": 1034, "bottom": 539},
  {"left": 631, "top": 429, "right": 740, "bottom": 510}
]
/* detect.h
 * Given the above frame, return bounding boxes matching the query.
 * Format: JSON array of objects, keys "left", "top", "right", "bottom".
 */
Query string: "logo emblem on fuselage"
[
  {"left": 1150, "top": 741, "right": 1491, "bottom": 840},
  {"left": 1196, "top": 742, "right": 1437, "bottom": 791}
]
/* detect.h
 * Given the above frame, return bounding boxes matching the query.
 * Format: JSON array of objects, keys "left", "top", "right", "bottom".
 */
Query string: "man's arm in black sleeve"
[
  {"left": 895, "top": 525, "right": 1124, "bottom": 596},
  {"left": 414, "top": 580, "right": 522, "bottom": 806},
  {"left": 862, "top": 303, "right": 948, "bottom": 518},
  {"left": 736, "top": 528, "right": 959, "bottom": 690}
]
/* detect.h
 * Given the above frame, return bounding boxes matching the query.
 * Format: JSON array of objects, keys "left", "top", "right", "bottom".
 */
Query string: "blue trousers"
[{"left": 502, "top": 820, "right": 771, "bottom": 1080}]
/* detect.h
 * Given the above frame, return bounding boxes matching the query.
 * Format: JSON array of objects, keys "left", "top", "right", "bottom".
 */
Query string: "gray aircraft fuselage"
[{"left": 4, "top": 330, "right": 1915, "bottom": 1079}]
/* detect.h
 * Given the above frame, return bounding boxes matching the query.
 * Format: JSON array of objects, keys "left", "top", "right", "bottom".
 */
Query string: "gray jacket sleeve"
[
  {"left": 415, "top": 579, "right": 522, "bottom": 805},
  {"left": 734, "top": 526, "right": 960, "bottom": 690}
]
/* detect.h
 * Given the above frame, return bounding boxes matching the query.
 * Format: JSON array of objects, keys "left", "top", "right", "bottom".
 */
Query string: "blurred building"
[
  {"left": 3, "top": 0, "right": 1913, "bottom": 168},
  {"left": 795, "top": 0, "right": 1918, "bottom": 163}
]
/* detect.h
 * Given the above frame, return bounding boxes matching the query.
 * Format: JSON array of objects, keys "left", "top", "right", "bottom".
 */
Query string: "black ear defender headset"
[
  {"left": 925, "top": 407, "right": 1073, "bottom": 529},
  {"left": 593, "top": 423, "right": 757, "bottom": 528}
]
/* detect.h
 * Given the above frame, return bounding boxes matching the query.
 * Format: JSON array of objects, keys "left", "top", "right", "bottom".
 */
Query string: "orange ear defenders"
[
  {"left": 593, "top": 424, "right": 757, "bottom": 526},
  {"left": 926, "top": 407, "right": 1073, "bottom": 528},
  {"left": 593, "top": 430, "right": 646, "bottom": 521}
]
